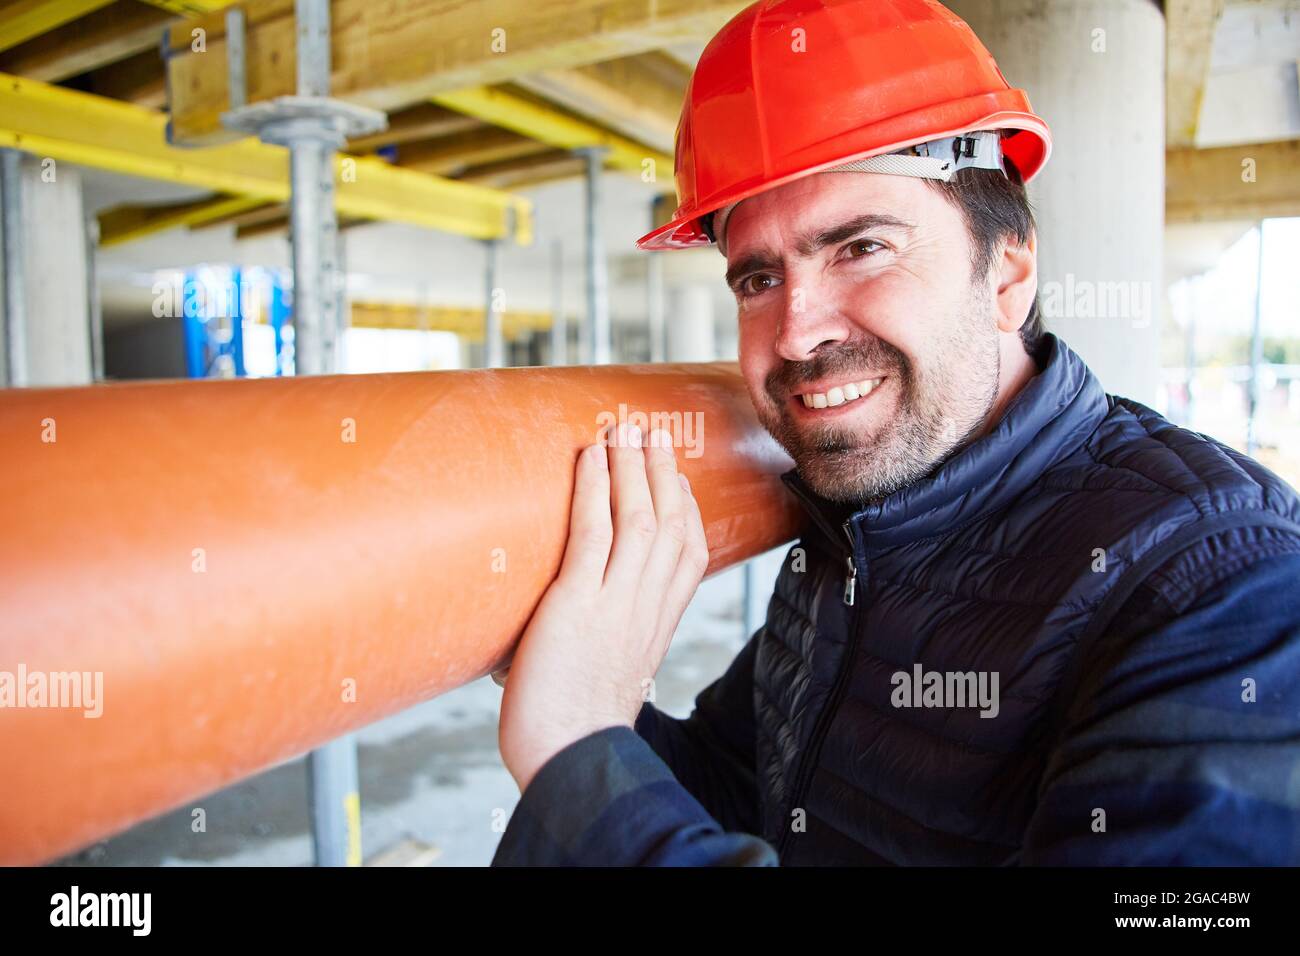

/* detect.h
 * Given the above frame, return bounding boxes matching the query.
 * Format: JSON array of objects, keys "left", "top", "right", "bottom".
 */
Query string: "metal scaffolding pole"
[
  {"left": 549, "top": 239, "right": 565, "bottom": 366},
  {"left": 646, "top": 255, "right": 665, "bottom": 364},
  {"left": 222, "top": 0, "right": 386, "bottom": 867},
  {"left": 742, "top": 559, "right": 767, "bottom": 643},
  {"left": 1, "top": 149, "right": 27, "bottom": 387},
  {"left": 1247, "top": 222, "right": 1265, "bottom": 456},
  {"left": 85, "top": 216, "right": 104, "bottom": 382},
  {"left": 333, "top": 228, "right": 349, "bottom": 374},
  {"left": 483, "top": 238, "right": 504, "bottom": 367},
  {"left": 578, "top": 147, "right": 611, "bottom": 364},
  {"left": 309, "top": 734, "right": 362, "bottom": 867},
  {"left": 286, "top": 136, "right": 337, "bottom": 374}
]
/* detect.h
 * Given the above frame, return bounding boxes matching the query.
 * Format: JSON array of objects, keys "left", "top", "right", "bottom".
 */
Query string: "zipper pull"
[{"left": 841, "top": 519, "right": 859, "bottom": 607}]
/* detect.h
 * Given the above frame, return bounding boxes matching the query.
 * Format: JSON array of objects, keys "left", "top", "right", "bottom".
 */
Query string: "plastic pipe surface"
[{"left": 0, "top": 362, "right": 803, "bottom": 864}]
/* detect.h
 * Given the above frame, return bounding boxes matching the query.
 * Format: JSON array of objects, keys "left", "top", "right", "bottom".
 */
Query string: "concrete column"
[
  {"left": 1, "top": 154, "right": 92, "bottom": 386},
  {"left": 948, "top": 0, "right": 1164, "bottom": 404},
  {"left": 666, "top": 284, "right": 716, "bottom": 362}
]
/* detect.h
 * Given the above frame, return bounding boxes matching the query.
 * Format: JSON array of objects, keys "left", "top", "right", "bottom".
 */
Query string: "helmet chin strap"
[{"left": 710, "top": 131, "right": 1006, "bottom": 255}]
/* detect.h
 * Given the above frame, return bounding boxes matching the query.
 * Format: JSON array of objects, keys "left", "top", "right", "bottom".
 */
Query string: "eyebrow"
[{"left": 724, "top": 212, "right": 915, "bottom": 288}]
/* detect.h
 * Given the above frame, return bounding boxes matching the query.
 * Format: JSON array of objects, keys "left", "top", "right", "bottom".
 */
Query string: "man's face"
[{"left": 724, "top": 172, "right": 1004, "bottom": 504}]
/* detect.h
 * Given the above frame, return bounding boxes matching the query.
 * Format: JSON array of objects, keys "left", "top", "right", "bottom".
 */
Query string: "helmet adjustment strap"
[{"left": 826, "top": 130, "right": 1005, "bottom": 181}]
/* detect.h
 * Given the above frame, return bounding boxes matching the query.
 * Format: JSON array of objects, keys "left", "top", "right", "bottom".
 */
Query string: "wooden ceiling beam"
[
  {"left": 513, "top": 53, "right": 688, "bottom": 156},
  {"left": 163, "top": 0, "right": 748, "bottom": 144},
  {"left": 1166, "top": 139, "right": 1300, "bottom": 222},
  {"left": 0, "top": 0, "right": 170, "bottom": 81},
  {"left": 396, "top": 126, "right": 551, "bottom": 177}
]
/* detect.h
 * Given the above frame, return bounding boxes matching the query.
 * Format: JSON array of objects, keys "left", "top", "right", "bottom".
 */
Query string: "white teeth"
[{"left": 799, "top": 377, "right": 882, "bottom": 410}]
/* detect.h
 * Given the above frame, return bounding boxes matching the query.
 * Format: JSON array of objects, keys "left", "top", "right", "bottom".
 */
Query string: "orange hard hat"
[{"left": 637, "top": 0, "right": 1052, "bottom": 251}]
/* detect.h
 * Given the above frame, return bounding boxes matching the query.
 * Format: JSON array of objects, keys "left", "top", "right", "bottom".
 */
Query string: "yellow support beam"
[
  {"left": 98, "top": 194, "right": 268, "bottom": 247},
  {"left": 0, "top": 0, "right": 115, "bottom": 54},
  {"left": 431, "top": 86, "right": 673, "bottom": 182},
  {"left": 349, "top": 301, "right": 552, "bottom": 342},
  {"left": 136, "top": 0, "right": 228, "bottom": 15},
  {"left": 0, "top": 73, "right": 532, "bottom": 243}
]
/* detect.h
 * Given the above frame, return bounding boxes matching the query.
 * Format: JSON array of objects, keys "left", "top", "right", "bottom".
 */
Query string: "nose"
[{"left": 772, "top": 281, "right": 853, "bottom": 363}]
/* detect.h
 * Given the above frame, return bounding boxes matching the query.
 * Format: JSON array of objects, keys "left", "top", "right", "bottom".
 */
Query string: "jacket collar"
[{"left": 780, "top": 334, "right": 1110, "bottom": 553}]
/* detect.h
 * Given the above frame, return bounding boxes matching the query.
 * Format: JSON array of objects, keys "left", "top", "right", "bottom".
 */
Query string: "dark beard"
[{"left": 756, "top": 312, "right": 1001, "bottom": 504}]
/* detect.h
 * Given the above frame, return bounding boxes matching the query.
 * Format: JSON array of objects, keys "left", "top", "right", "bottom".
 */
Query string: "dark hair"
[{"left": 926, "top": 161, "right": 1043, "bottom": 353}]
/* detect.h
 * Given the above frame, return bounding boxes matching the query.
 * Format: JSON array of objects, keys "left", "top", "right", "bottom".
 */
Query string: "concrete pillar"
[
  {"left": 666, "top": 284, "right": 716, "bottom": 362},
  {"left": 948, "top": 0, "right": 1164, "bottom": 404},
  {"left": 1, "top": 154, "right": 92, "bottom": 386}
]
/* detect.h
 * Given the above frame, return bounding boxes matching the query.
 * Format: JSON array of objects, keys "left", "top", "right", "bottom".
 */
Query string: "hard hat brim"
[{"left": 636, "top": 110, "right": 1051, "bottom": 252}]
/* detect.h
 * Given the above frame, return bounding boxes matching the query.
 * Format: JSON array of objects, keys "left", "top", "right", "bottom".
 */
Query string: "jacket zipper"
[
  {"left": 843, "top": 551, "right": 857, "bottom": 606},
  {"left": 776, "top": 516, "right": 864, "bottom": 861}
]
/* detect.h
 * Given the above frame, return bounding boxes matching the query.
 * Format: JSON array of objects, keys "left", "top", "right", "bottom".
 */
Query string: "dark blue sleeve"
[
  {"left": 490, "top": 725, "right": 778, "bottom": 866},
  {"left": 1023, "top": 551, "right": 1300, "bottom": 864},
  {"left": 632, "top": 628, "right": 765, "bottom": 834},
  {"left": 491, "top": 630, "right": 773, "bottom": 866}
]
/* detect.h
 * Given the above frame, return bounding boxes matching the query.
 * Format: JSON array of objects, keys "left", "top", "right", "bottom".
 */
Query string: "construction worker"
[{"left": 491, "top": 0, "right": 1300, "bottom": 865}]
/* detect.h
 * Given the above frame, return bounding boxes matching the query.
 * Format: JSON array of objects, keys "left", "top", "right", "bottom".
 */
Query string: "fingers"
[
  {"left": 556, "top": 442, "right": 614, "bottom": 590},
  {"left": 631, "top": 429, "right": 690, "bottom": 608},
  {"left": 657, "top": 474, "right": 709, "bottom": 641},
  {"left": 601, "top": 424, "right": 660, "bottom": 591},
  {"left": 560, "top": 424, "right": 700, "bottom": 630}
]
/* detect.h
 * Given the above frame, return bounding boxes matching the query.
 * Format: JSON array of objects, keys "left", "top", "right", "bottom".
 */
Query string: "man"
[{"left": 491, "top": 0, "right": 1300, "bottom": 865}]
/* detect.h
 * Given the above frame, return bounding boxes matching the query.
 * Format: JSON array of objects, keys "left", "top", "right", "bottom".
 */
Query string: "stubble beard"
[{"left": 756, "top": 298, "right": 1002, "bottom": 505}]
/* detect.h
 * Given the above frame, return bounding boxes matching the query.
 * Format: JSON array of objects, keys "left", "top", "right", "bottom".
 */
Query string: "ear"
[{"left": 995, "top": 229, "right": 1037, "bottom": 334}]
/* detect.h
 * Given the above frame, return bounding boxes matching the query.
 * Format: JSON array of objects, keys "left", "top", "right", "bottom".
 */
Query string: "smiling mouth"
[{"left": 795, "top": 377, "right": 885, "bottom": 410}]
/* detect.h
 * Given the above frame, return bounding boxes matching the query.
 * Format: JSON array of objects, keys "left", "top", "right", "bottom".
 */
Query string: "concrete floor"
[{"left": 54, "top": 557, "right": 781, "bottom": 867}]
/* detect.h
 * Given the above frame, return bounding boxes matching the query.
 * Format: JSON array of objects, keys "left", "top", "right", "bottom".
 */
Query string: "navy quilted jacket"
[{"left": 494, "top": 335, "right": 1300, "bottom": 865}]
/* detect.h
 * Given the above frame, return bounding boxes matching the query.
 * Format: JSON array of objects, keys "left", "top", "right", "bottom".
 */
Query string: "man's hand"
[{"left": 495, "top": 423, "right": 709, "bottom": 793}]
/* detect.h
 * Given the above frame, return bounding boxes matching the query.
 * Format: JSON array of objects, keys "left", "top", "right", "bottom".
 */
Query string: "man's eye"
[
  {"left": 740, "top": 274, "right": 776, "bottom": 296},
  {"left": 847, "top": 239, "right": 884, "bottom": 258}
]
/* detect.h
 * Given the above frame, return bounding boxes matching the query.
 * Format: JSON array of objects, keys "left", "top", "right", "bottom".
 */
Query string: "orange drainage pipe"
[{"left": 0, "top": 362, "right": 803, "bottom": 865}]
